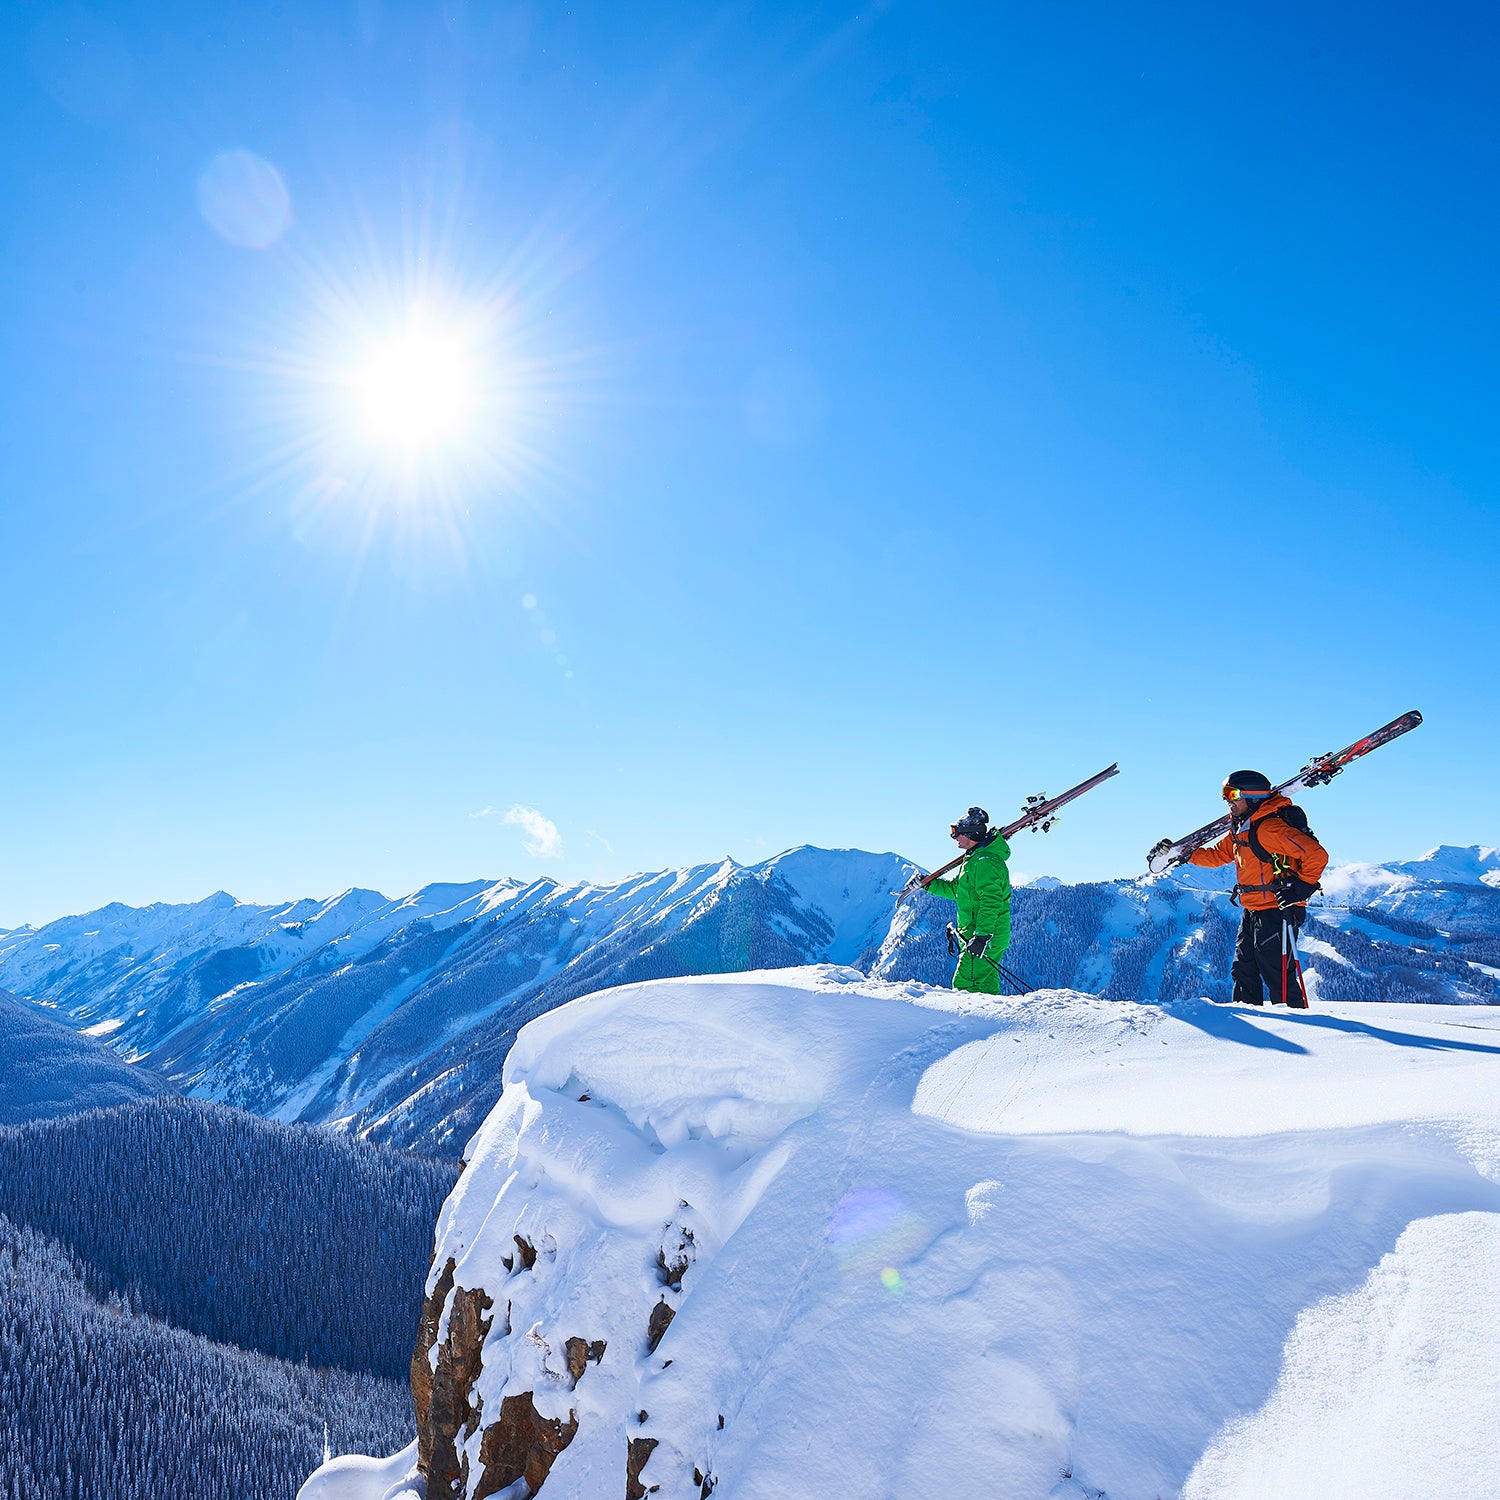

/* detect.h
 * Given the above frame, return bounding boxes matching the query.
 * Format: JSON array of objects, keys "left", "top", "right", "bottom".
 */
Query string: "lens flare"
[
  {"left": 827, "top": 1187, "right": 932, "bottom": 1282},
  {"left": 198, "top": 150, "right": 292, "bottom": 249},
  {"left": 828, "top": 1187, "right": 903, "bottom": 1246}
]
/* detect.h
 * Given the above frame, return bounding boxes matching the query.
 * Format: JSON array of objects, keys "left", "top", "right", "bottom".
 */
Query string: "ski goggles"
[{"left": 1222, "top": 787, "right": 1270, "bottom": 803}]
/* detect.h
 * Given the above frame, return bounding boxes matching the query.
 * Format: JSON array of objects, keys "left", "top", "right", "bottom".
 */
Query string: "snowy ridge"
[
  {"left": 1322, "top": 844, "right": 1500, "bottom": 902},
  {"left": 302, "top": 968, "right": 1500, "bottom": 1500},
  {"left": 0, "top": 881, "right": 513, "bottom": 1030}
]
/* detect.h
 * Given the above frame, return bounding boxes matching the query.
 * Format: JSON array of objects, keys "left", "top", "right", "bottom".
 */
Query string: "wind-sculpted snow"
[
  {"left": 303, "top": 968, "right": 1500, "bottom": 1500},
  {"left": 2, "top": 845, "right": 1495, "bottom": 1154}
]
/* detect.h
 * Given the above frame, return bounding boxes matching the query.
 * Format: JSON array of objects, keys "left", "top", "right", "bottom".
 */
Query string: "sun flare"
[
  {"left": 226, "top": 213, "right": 581, "bottom": 571},
  {"left": 351, "top": 313, "right": 482, "bottom": 453}
]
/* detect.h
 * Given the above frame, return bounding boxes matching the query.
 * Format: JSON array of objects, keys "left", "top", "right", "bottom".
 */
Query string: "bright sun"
[{"left": 352, "top": 314, "right": 481, "bottom": 453}]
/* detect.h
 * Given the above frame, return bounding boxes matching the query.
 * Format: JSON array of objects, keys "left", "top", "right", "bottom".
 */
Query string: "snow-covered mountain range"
[
  {"left": 5, "top": 847, "right": 1499, "bottom": 1499},
  {"left": 2, "top": 845, "right": 1496, "bottom": 1154},
  {"left": 0, "top": 850, "right": 914, "bottom": 1151}
]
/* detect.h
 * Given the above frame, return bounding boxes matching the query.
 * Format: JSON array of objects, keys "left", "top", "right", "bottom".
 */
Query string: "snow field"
[
  {"left": 305, "top": 967, "right": 1500, "bottom": 1500},
  {"left": 1183, "top": 1211, "right": 1500, "bottom": 1499}
]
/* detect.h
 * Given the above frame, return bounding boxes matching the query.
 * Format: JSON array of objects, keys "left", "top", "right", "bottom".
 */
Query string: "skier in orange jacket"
[{"left": 1182, "top": 770, "right": 1329, "bottom": 1008}]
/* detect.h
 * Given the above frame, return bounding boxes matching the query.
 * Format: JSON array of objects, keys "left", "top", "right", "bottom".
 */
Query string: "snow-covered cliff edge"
[{"left": 313, "top": 965, "right": 1500, "bottom": 1498}]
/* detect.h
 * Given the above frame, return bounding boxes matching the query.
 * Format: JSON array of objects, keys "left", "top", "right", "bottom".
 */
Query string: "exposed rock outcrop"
[
  {"left": 412, "top": 1254, "right": 607, "bottom": 1498},
  {"left": 626, "top": 1436, "right": 659, "bottom": 1499},
  {"left": 389, "top": 973, "right": 874, "bottom": 1500},
  {"left": 564, "top": 1336, "right": 607, "bottom": 1385},
  {"left": 476, "top": 1393, "right": 578, "bottom": 1498},
  {"left": 646, "top": 1298, "right": 675, "bottom": 1355},
  {"left": 411, "top": 1257, "right": 499, "bottom": 1497}
]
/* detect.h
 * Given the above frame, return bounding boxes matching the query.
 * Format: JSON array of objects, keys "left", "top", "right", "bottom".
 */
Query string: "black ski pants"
[{"left": 1232, "top": 907, "right": 1309, "bottom": 1008}]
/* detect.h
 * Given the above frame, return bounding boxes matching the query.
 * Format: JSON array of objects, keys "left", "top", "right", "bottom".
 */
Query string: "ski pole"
[
  {"left": 946, "top": 923, "right": 1035, "bottom": 996},
  {"left": 1281, "top": 917, "right": 1289, "bottom": 1007},
  {"left": 996, "top": 960, "right": 1037, "bottom": 995},
  {"left": 1286, "top": 920, "right": 1308, "bottom": 1007},
  {"left": 983, "top": 954, "right": 1030, "bottom": 997}
]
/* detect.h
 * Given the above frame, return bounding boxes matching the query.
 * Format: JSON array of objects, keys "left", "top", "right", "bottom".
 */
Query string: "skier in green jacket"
[{"left": 923, "top": 806, "right": 1013, "bottom": 994}]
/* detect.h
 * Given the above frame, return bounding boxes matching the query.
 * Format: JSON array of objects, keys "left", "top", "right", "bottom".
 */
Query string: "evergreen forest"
[{"left": 0, "top": 1098, "right": 459, "bottom": 1499}]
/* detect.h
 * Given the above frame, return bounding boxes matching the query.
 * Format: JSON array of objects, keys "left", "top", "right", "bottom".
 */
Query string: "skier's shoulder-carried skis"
[
  {"left": 1145, "top": 711, "right": 1422, "bottom": 874},
  {"left": 896, "top": 762, "right": 1120, "bottom": 903}
]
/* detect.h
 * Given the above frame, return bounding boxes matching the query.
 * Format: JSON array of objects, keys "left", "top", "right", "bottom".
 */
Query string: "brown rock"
[
  {"left": 646, "top": 1298, "right": 675, "bottom": 1354},
  {"left": 475, "top": 1391, "right": 579, "bottom": 1499},
  {"left": 513, "top": 1234, "right": 538, "bottom": 1270},
  {"left": 626, "top": 1436, "right": 659, "bottom": 1499},
  {"left": 656, "top": 1225, "right": 695, "bottom": 1290},
  {"left": 656, "top": 1246, "right": 689, "bottom": 1290},
  {"left": 412, "top": 1262, "right": 496, "bottom": 1499},
  {"left": 412, "top": 1253, "right": 584, "bottom": 1499},
  {"left": 410, "top": 1256, "right": 453, "bottom": 1450},
  {"left": 564, "top": 1336, "right": 607, "bottom": 1385}
]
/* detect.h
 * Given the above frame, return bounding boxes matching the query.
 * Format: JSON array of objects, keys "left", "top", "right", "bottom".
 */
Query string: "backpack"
[{"left": 1245, "top": 804, "right": 1317, "bottom": 868}]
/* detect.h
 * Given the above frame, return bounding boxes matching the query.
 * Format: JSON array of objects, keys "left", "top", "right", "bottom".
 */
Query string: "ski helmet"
[{"left": 951, "top": 806, "right": 991, "bottom": 840}]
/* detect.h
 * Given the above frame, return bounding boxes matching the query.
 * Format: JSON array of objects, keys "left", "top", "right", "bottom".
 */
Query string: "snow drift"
[{"left": 301, "top": 967, "right": 1500, "bottom": 1500}]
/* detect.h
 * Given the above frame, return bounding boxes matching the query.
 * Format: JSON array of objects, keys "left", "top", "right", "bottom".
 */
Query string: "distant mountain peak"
[{"left": 1404, "top": 845, "right": 1500, "bottom": 882}]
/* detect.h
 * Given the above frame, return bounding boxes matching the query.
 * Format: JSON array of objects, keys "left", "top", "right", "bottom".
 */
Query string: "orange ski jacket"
[{"left": 1183, "top": 793, "right": 1329, "bottom": 910}]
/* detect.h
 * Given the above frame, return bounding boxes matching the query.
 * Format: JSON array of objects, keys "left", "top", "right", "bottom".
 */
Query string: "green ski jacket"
[{"left": 925, "top": 834, "right": 1013, "bottom": 993}]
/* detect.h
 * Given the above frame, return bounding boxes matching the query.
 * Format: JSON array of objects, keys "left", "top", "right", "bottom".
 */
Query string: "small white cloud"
[{"left": 494, "top": 804, "right": 562, "bottom": 859}]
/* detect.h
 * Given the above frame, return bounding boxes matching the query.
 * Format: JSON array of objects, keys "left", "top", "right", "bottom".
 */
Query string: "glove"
[
  {"left": 1151, "top": 838, "right": 1194, "bottom": 870},
  {"left": 965, "top": 933, "right": 991, "bottom": 958},
  {"left": 1274, "top": 875, "right": 1319, "bottom": 910}
]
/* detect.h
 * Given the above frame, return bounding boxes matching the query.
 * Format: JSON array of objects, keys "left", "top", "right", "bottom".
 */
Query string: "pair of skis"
[
  {"left": 894, "top": 762, "right": 1121, "bottom": 904},
  {"left": 1145, "top": 710, "right": 1423, "bottom": 872}
]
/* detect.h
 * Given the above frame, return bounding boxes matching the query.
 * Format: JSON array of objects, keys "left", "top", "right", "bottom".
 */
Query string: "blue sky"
[{"left": 2, "top": 0, "right": 1496, "bottom": 927}]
